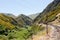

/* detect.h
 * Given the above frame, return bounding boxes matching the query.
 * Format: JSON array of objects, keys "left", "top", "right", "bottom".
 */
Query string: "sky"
[{"left": 0, "top": 0, "right": 53, "bottom": 16}]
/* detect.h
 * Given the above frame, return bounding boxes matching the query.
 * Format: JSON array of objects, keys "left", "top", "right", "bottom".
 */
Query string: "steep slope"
[
  {"left": 16, "top": 14, "right": 32, "bottom": 26},
  {"left": 34, "top": 0, "right": 60, "bottom": 24},
  {"left": 32, "top": 0, "right": 60, "bottom": 40},
  {"left": 0, "top": 13, "right": 21, "bottom": 30}
]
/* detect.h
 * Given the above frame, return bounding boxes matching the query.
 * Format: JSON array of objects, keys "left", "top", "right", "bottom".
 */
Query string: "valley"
[{"left": 0, "top": 0, "right": 60, "bottom": 40}]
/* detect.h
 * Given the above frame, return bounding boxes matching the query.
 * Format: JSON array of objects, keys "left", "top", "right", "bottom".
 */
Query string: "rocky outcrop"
[{"left": 32, "top": 23, "right": 60, "bottom": 40}]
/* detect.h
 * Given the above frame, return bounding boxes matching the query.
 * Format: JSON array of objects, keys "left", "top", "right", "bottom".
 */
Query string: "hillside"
[
  {"left": 0, "top": 13, "right": 33, "bottom": 27},
  {"left": 16, "top": 14, "right": 32, "bottom": 26},
  {"left": 32, "top": 0, "right": 60, "bottom": 40},
  {"left": 0, "top": 13, "right": 44, "bottom": 40},
  {"left": 0, "top": 13, "right": 34, "bottom": 40},
  {"left": 34, "top": 0, "right": 60, "bottom": 24},
  {"left": 0, "top": 13, "right": 20, "bottom": 29}
]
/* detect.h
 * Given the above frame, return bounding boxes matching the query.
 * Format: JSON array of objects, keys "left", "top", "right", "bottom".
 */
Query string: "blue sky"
[{"left": 0, "top": 0, "right": 53, "bottom": 16}]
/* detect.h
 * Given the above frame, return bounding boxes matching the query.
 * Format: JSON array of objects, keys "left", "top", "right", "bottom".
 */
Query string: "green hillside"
[
  {"left": 16, "top": 14, "right": 32, "bottom": 26},
  {"left": 0, "top": 13, "right": 18, "bottom": 30},
  {"left": 0, "top": 13, "right": 44, "bottom": 40},
  {"left": 34, "top": 0, "right": 60, "bottom": 24}
]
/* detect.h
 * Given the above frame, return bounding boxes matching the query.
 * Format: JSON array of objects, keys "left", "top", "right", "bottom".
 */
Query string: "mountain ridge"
[{"left": 16, "top": 14, "right": 32, "bottom": 26}]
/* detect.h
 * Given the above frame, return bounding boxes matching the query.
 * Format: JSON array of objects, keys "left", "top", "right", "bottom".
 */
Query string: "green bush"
[
  {"left": 0, "top": 35, "right": 8, "bottom": 40},
  {"left": 31, "top": 24, "right": 45, "bottom": 34}
]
